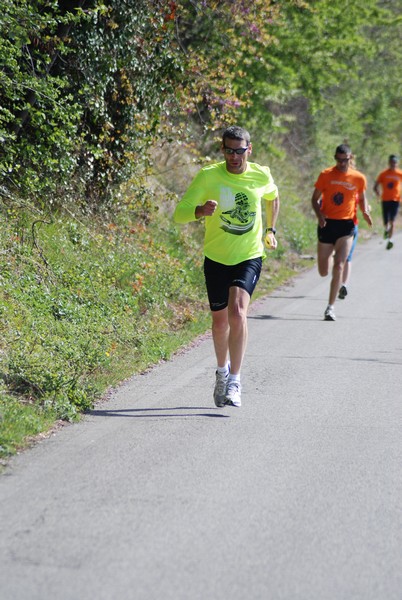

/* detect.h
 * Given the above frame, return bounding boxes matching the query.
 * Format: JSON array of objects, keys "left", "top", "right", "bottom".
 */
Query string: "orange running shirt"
[
  {"left": 375, "top": 168, "right": 402, "bottom": 202},
  {"left": 314, "top": 166, "right": 366, "bottom": 220}
]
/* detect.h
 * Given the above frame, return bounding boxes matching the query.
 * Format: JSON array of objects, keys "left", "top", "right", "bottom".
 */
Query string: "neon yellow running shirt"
[{"left": 174, "top": 161, "right": 278, "bottom": 265}]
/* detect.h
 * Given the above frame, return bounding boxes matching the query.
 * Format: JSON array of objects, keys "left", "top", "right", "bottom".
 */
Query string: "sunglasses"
[
  {"left": 223, "top": 146, "right": 249, "bottom": 155},
  {"left": 335, "top": 156, "right": 351, "bottom": 164}
]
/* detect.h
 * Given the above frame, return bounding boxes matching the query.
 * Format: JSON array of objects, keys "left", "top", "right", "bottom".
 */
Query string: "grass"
[
  {"left": 0, "top": 154, "right": 383, "bottom": 465},
  {"left": 0, "top": 389, "right": 57, "bottom": 458}
]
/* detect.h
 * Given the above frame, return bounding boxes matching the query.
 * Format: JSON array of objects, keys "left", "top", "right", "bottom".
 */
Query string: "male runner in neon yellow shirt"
[{"left": 174, "top": 126, "right": 279, "bottom": 408}]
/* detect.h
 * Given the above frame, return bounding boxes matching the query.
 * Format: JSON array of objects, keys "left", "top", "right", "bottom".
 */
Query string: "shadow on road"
[
  {"left": 88, "top": 407, "right": 230, "bottom": 418},
  {"left": 248, "top": 314, "right": 321, "bottom": 321},
  {"left": 283, "top": 354, "right": 402, "bottom": 366}
]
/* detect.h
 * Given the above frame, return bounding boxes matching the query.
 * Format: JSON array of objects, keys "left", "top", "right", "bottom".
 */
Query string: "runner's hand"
[
  {"left": 195, "top": 200, "right": 218, "bottom": 218},
  {"left": 363, "top": 211, "right": 373, "bottom": 227},
  {"left": 318, "top": 212, "right": 326, "bottom": 228},
  {"left": 264, "top": 230, "right": 277, "bottom": 250}
]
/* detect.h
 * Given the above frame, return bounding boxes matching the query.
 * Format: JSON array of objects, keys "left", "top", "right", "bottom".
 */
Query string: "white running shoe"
[
  {"left": 324, "top": 306, "right": 336, "bottom": 321},
  {"left": 225, "top": 380, "right": 241, "bottom": 407},
  {"left": 213, "top": 371, "right": 228, "bottom": 407}
]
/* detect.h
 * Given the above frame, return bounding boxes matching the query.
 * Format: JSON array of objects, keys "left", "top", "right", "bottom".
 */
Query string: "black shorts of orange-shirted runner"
[
  {"left": 317, "top": 219, "right": 355, "bottom": 245},
  {"left": 382, "top": 201, "right": 399, "bottom": 228}
]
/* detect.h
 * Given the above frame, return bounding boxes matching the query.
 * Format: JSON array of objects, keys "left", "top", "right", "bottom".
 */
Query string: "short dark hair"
[
  {"left": 389, "top": 154, "right": 398, "bottom": 162},
  {"left": 335, "top": 144, "right": 351, "bottom": 155},
  {"left": 222, "top": 126, "right": 251, "bottom": 145}
]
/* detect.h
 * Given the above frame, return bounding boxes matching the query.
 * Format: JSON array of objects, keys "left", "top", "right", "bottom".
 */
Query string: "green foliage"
[
  {"left": 0, "top": 1, "right": 181, "bottom": 206},
  {"left": 67, "top": 0, "right": 183, "bottom": 204},
  {"left": 280, "top": 201, "right": 316, "bottom": 255},
  {"left": 0, "top": 0, "right": 84, "bottom": 200},
  {"left": 309, "top": 0, "right": 402, "bottom": 175},
  {"left": 154, "top": 0, "right": 401, "bottom": 182},
  {"left": 0, "top": 198, "right": 207, "bottom": 424},
  {"left": 165, "top": 0, "right": 304, "bottom": 143},
  {"left": 237, "top": 0, "right": 390, "bottom": 161},
  {"left": 0, "top": 391, "right": 56, "bottom": 458},
  {"left": 1, "top": 0, "right": 401, "bottom": 209}
]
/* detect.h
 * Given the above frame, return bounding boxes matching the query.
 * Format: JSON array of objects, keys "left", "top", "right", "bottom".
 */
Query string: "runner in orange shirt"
[
  {"left": 373, "top": 155, "right": 402, "bottom": 250},
  {"left": 311, "top": 144, "right": 372, "bottom": 321}
]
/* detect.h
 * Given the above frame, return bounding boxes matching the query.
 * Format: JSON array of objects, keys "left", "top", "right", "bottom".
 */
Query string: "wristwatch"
[{"left": 266, "top": 227, "right": 276, "bottom": 234}]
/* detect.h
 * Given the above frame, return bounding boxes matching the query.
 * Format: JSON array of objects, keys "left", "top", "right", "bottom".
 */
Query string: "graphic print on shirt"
[
  {"left": 329, "top": 178, "right": 358, "bottom": 209},
  {"left": 333, "top": 192, "right": 344, "bottom": 206},
  {"left": 219, "top": 186, "right": 256, "bottom": 235}
]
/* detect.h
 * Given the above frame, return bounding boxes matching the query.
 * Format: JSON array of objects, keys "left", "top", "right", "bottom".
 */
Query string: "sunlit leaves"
[
  {"left": 1, "top": 1, "right": 181, "bottom": 206},
  {"left": 1, "top": 0, "right": 400, "bottom": 208}
]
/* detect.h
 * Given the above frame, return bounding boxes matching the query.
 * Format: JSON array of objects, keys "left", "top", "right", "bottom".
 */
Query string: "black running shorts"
[
  {"left": 317, "top": 218, "right": 355, "bottom": 245},
  {"left": 382, "top": 200, "right": 399, "bottom": 225},
  {"left": 203, "top": 256, "right": 262, "bottom": 312}
]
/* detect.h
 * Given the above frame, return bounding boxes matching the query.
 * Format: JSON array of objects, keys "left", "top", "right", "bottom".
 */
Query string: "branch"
[{"left": 31, "top": 219, "right": 52, "bottom": 268}]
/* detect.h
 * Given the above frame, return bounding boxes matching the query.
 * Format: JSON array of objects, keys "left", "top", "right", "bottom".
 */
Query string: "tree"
[
  {"left": 1, "top": 0, "right": 181, "bottom": 206},
  {"left": 1, "top": 0, "right": 400, "bottom": 209},
  {"left": 0, "top": 0, "right": 84, "bottom": 200}
]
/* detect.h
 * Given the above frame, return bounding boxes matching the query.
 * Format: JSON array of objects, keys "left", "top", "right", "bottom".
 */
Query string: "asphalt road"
[{"left": 1, "top": 231, "right": 402, "bottom": 600}]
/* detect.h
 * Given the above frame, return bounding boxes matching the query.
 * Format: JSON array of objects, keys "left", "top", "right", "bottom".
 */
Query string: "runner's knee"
[{"left": 318, "top": 262, "right": 329, "bottom": 277}]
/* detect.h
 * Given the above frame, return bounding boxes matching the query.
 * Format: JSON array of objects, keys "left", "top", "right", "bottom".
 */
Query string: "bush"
[{"left": 0, "top": 200, "right": 207, "bottom": 420}]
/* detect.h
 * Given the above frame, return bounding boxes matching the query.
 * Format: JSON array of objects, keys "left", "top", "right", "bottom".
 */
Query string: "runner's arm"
[
  {"left": 311, "top": 188, "right": 326, "bottom": 228},
  {"left": 174, "top": 171, "right": 208, "bottom": 223},
  {"left": 264, "top": 195, "right": 279, "bottom": 249},
  {"left": 358, "top": 192, "right": 373, "bottom": 227},
  {"left": 373, "top": 179, "right": 381, "bottom": 198}
]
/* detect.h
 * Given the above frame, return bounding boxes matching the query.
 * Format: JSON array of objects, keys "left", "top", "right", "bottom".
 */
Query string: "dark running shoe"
[{"left": 338, "top": 285, "right": 348, "bottom": 300}]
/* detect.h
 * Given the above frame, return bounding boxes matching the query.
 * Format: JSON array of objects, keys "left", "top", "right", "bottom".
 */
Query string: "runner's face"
[
  {"left": 222, "top": 138, "right": 252, "bottom": 174},
  {"left": 334, "top": 153, "right": 352, "bottom": 173}
]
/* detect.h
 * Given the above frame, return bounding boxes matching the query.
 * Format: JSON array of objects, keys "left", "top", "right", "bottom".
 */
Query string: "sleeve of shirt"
[
  {"left": 314, "top": 171, "right": 325, "bottom": 191},
  {"left": 261, "top": 166, "right": 278, "bottom": 201},
  {"left": 173, "top": 170, "right": 207, "bottom": 224}
]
